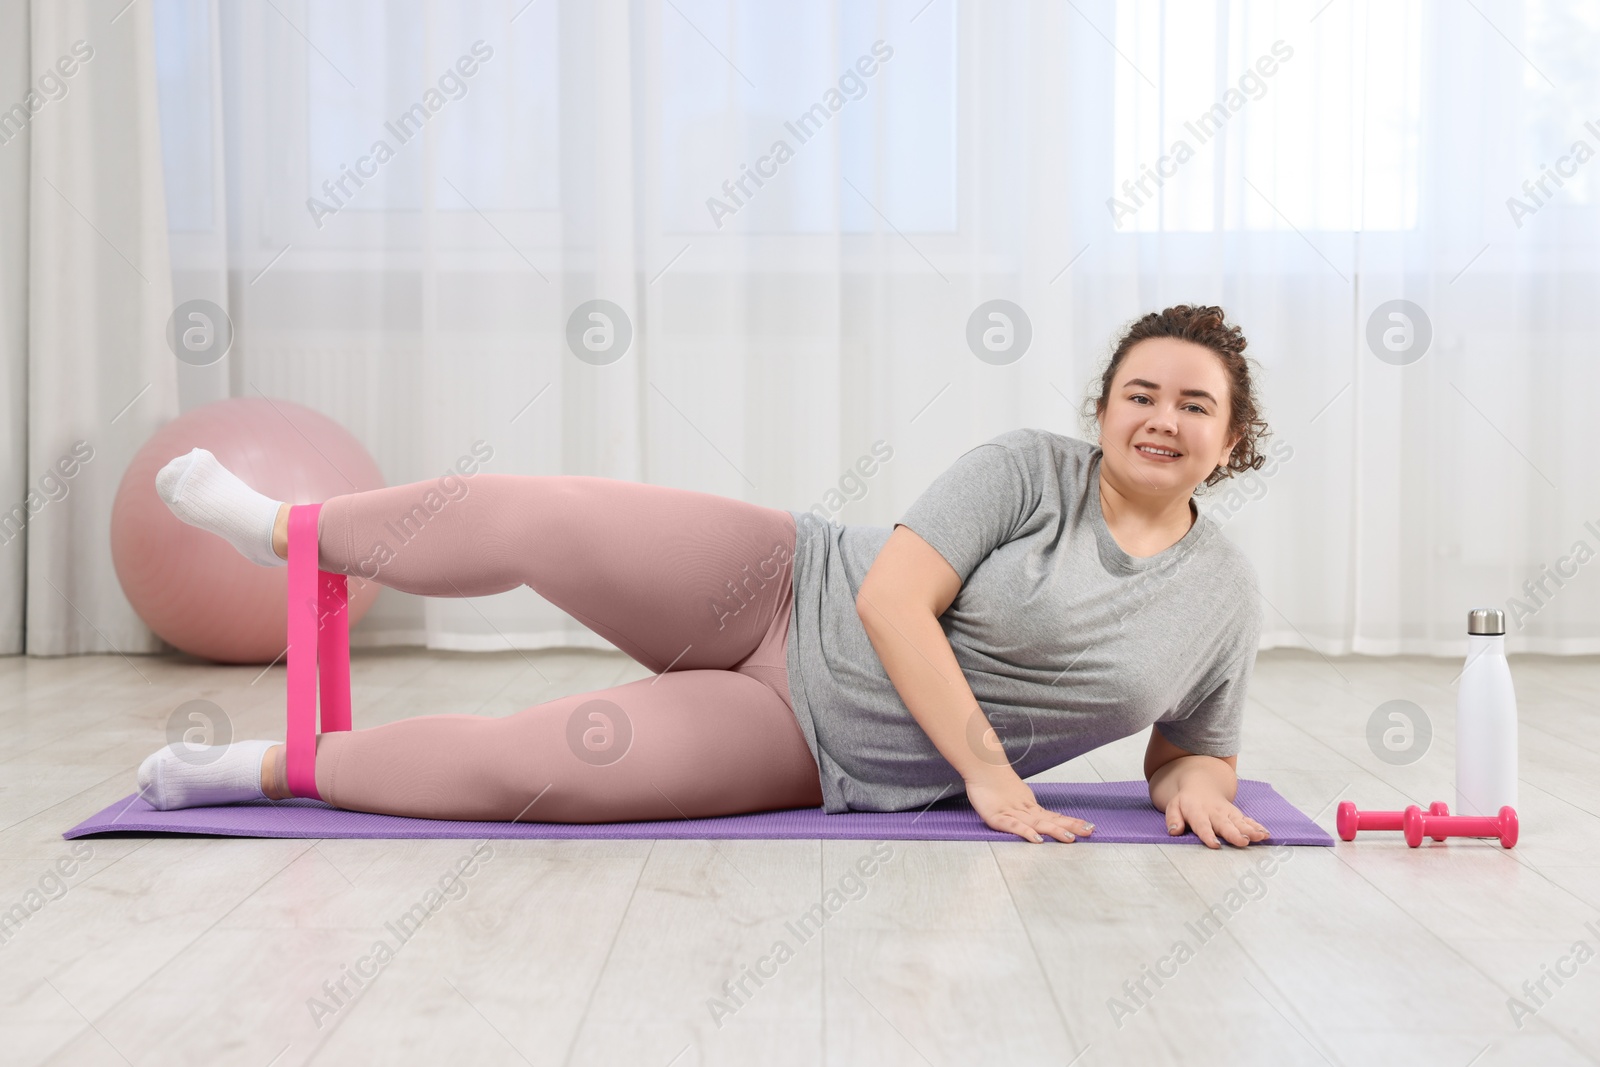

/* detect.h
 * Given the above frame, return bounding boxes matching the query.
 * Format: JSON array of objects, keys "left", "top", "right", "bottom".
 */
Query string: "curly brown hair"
[{"left": 1079, "top": 304, "right": 1271, "bottom": 491}]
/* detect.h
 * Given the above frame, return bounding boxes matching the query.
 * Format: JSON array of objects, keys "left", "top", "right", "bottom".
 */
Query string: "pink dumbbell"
[
  {"left": 1337, "top": 800, "right": 1450, "bottom": 842},
  {"left": 1403, "top": 804, "right": 1519, "bottom": 849}
]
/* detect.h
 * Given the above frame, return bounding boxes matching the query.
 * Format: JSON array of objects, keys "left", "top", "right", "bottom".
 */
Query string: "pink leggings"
[{"left": 306, "top": 475, "right": 824, "bottom": 821}]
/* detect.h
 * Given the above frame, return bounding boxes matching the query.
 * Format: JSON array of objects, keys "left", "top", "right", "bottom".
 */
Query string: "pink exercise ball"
[{"left": 111, "top": 397, "right": 387, "bottom": 664}]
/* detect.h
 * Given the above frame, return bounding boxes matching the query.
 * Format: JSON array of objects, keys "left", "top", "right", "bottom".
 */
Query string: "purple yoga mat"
[{"left": 63, "top": 778, "right": 1332, "bottom": 845}]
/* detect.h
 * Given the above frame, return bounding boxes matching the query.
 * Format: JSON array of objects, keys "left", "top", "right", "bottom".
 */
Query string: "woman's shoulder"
[
  {"left": 983, "top": 426, "right": 1098, "bottom": 456},
  {"left": 974, "top": 428, "right": 1100, "bottom": 485}
]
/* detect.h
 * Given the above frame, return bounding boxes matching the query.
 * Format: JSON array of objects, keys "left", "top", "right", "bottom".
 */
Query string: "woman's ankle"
[
  {"left": 260, "top": 743, "right": 291, "bottom": 799},
  {"left": 272, "top": 504, "right": 290, "bottom": 561}
]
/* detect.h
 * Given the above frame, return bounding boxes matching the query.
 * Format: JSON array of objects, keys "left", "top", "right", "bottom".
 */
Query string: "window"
[
  {"left": 153, "top": 0, "right": 214, "bottom": 233},
  {"left": 1109, "top": 0, "right": 1423, "bottom": 232},
  {"left": 659, "top": 0, "right": 958, "bottom": 234},
  {"left": 305, "top": 0, "right": 560, "bottom": 216}
]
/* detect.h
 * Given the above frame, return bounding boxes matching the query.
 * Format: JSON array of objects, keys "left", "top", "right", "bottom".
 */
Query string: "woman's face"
[{"left": 1095, "top": 337, "right": 1239, "bottom": 500}]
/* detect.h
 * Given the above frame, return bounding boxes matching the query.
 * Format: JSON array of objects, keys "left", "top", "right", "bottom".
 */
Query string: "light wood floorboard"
[{"left": 0, "top": 649, "right": 1595, "bottom": 1066}]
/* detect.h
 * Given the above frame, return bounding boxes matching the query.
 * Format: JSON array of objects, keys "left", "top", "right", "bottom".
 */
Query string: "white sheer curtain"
[
  {"left": 1, "top": 0, "right": 177, "bottom": 657},
  {"left": 130, "top": 0, "right": 1598, "bottom": 661}
]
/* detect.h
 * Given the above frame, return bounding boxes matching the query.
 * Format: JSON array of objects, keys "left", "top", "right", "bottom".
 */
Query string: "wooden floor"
[{"left": 0, "top": 647, "right": 1596, "bottom": 1067}]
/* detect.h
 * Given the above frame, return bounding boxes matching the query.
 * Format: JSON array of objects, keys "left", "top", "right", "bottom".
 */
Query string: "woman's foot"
[
  {"left": 136, "top": 739, "right": 285, "bottom": 810},
  {"left": 155, "top": 447, "right": 289, "bottom": 567}
]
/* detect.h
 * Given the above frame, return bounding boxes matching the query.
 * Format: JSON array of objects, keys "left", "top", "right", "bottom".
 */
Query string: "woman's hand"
[
  {"left": 965, "top": 771, "right": 1095, "bottom": 844},
  {"left": 1164, "top": 787, "right": 1271, "bottom": 848}
]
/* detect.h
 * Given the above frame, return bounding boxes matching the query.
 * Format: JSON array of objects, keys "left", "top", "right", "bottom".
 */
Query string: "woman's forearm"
[
  {"left": 1148, "top": 754, "right": 1237, "bottom": 811},
  {"left": 855, "top": 591, "right": 1013, "bottom": 787}
]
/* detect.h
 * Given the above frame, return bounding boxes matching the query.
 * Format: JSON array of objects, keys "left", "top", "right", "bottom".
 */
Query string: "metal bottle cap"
[{"left": 1467, "top": 608, "right": 1505, "bottom": 635}]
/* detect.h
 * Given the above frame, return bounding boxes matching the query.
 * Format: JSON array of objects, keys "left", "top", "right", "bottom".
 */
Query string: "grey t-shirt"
[{"left": 784, "top": 428, "right": 1263, "bottom": 814}]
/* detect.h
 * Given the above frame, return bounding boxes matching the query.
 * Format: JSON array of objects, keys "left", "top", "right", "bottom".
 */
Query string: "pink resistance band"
[{"left": 285, "top": 503, "right": 352, "bottom": 799}]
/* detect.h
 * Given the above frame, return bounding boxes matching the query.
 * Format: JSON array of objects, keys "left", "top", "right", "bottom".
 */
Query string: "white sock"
[
  {"left": 137, "top": 739, "right": 278, "bottom": 810},
  {"left": 155, "top": 447, "right": 287, "bottom": 567}
]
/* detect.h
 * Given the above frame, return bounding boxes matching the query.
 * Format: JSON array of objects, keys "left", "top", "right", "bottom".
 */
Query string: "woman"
[{"left": 137, "top": 304, "right": 1272, "bottom": 849}]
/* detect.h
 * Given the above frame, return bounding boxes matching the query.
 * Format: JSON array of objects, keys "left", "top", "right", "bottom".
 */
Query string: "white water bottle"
[{"left": 1456, "top": 608, "right": 1519, "bottom": 817}]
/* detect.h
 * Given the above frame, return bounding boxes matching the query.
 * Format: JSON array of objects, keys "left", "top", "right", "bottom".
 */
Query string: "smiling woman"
[
  {"left": 1082, "top": 304, "right": 1272, "bottom": 558},
  {"left": 1085, "top": 305, "right": 1271, "bottom": 484},
  {"left": 128, "top": 300, "right": 1273, "bottom": 852},
  {"left": 831, "top": 304, "right": 1274, "bottom": 847}
]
